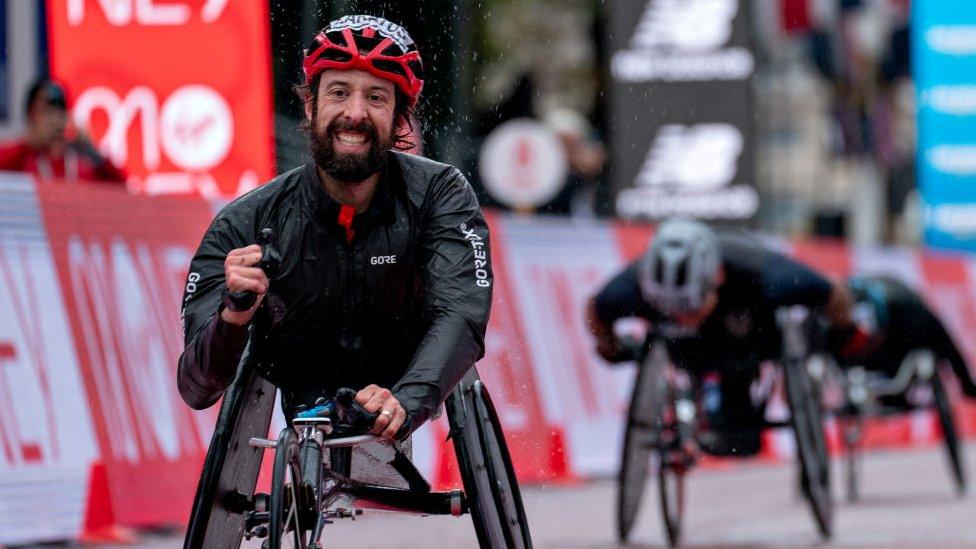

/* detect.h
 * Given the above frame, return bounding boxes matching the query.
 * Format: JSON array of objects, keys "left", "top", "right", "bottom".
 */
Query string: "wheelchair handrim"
[{"left": 474, "top": 381, "right": 532, "bottom": 548}]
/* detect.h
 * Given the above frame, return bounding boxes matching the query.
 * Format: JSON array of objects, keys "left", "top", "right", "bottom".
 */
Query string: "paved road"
[{"left": 94, "top": 443, "right": 975, "bottom": 548}]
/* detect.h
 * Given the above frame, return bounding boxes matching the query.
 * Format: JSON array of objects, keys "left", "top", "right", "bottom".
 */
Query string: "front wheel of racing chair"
[
  {"left": 657, "top": 368, "right": 693, "bottom": 547},
  {"left": 617, "top": 341, "right": 692, "bottom": 547},
  {"left": 447, "top": 371, "right": 534, "bottom": 549},
  {"left": 778, "top": 306, "right": 833, "bottom": 540},
  {"left": 784, "top": 359, "right": 832, "bottom": 539},
  {"left": 267, "top": 427, "right": 313, "bottom": 549},
  {"left": 617, "top": 341, "right": 667, "bottom": 543},
  {"left": 928, "top": 360, "right": 966, "bottom": 495}
]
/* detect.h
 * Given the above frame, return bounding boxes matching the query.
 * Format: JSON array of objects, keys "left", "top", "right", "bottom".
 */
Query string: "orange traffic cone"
[{"left": 79, "top": 461, "right": 134, "bottom": 544}]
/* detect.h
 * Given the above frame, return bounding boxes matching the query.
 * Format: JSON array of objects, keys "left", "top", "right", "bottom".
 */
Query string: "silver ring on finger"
[{"left": 380, "top": 409, "right": 393, "bottom": 418}]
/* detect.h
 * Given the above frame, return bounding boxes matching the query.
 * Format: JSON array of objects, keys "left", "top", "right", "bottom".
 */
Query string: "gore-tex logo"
[
  {"left": 370, "top": 255, "right": 397, "bottom": 265},
  {"left": 460, "top": 223, "right": 490, "bottom": 288}
]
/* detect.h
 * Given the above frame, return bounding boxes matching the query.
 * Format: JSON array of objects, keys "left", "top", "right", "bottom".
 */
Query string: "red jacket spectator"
[{"left": 0, "top": 78, "right": 126, "bottom": 183}]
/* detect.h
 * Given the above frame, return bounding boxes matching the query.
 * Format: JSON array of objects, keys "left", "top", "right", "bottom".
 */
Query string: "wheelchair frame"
[
  {"left": 616, "top": 306, "right": 833, "bottom": 546},
  {"left": 819, "top": 349, "right": 967, "bottom": 501},
  {"left": 185, "top": 367, "right": 532, "bottom": 549}
]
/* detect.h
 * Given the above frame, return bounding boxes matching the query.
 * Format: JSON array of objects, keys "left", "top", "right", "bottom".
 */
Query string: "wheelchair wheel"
[
  {"left": 931, "top": 372, "right": 966, "bottom": 495},
  {"left": 660, "top": 376, "right": 694, "bottom": 547},
  {"left": 657, "top": 460, "right": 684, "bottom": 547},
  {"left": 449, "top": 377, "right": 533, "bottom": 549},
  {"left": 617, "top": 344, "right": 668, "bottom": 543},
  {"left": 267, "top": 428, "right": 310, "bottom": 549},
  {"left": 657, "top": 402, "right": 688, "bottom": 548},
  {"left": 807, "top": 370, "right": 830, "bottom": 494},
  {"left": 783, "top": 362, "right": 832, "bottom": 539}
]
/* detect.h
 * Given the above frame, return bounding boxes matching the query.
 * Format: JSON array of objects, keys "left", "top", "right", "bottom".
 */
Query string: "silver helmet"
[{"left": 639, "top": 218, "right": 722, "bottom": 315}]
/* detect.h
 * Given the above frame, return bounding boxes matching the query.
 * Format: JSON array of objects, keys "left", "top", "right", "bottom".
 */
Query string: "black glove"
[{"left": 596, "top": 336, "right": 633, "bottom": 363}]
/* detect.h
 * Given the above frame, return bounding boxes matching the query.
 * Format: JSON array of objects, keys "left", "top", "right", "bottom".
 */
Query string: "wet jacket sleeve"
[
  {"left": 592, "top": 262, "right": 645, "bottom": 325},
  {"left": 758, "top": 251, "right": 833, "bottom": 309},
  {"left": 177, "top": 216, "right": 250, "bottom": 410},
  {"left": 393, "top": 168, "right": 493, "bottom": 428}
]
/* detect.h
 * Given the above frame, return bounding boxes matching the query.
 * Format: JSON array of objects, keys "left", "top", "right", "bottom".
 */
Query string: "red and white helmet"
[{"left": 303, "top": 15, "right": 425, "bottom": 107}]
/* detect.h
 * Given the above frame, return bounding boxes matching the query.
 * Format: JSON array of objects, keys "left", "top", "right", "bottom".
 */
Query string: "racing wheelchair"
[
  {"left": 182, "top": 230, "right": 532, "bottom": 548},
  {"left": 816, "top": 276, "right": 967, "bottom": 502},
  {"left": 616, "top": 306, "right": 832, "bottom": 546},
  {"left": 183, "top": 363, "right": 532, "bottom": 549},
  {"left": 820, "top": 348, "right": 965, "bottom": 502}
]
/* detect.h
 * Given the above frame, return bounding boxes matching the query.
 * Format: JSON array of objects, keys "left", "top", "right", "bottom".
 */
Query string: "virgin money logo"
[
  {"left": 74, "top": 84, "right": 232, "bottom": 171},
  {"left": 72, "top": 84, "right": 250, "bottom": 196},
  {"left": 160, "top": 86, "right": 233, "bottom": 171}
]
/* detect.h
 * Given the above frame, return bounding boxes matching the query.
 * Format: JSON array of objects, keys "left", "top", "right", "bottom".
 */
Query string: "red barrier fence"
[{"left": 2, "top": 175, "right": 975, "bottom": 545}]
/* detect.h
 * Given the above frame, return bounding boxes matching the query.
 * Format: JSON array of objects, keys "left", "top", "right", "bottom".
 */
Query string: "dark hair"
[
  {"left": 25, "top": 77, "right": 67, "bottom": 116},
  {"left": 294, "top": 75, "right": 419, "bottom": 151}
]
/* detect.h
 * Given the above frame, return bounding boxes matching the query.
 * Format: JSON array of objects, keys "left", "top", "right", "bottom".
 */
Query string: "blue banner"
[{"left": 915, "top": 1, "right": 976, "bottom": 251}]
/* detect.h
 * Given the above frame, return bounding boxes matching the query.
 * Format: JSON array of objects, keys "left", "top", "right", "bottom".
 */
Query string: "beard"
[{"left": 309, "top": 117, "right": 391, "bottom": 184}]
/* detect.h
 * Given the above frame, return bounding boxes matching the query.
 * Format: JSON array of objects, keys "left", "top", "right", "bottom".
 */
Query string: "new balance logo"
[
  {"left": 637, "top": 124, "right": 742, "bottom": 190},
  {"left": 611, "top": 0, "right": 754, "bottom": 82},
  {"left": 632, "top": 0, "right": 738, "bottom": 52},
  {"left": 616, "top": 124, "right": 758, "bottom": 219}
]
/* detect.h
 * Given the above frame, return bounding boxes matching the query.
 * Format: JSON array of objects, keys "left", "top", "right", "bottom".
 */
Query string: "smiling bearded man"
[{"left": 178, "top": 14, "right": 492, "bottom": 443}]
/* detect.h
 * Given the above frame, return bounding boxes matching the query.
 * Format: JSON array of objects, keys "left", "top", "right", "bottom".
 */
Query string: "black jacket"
[
  {"left": 177, "top": 152, "right": 493, "bottom": 428},
  {"left": 593, "top": 230, "right": 833, "bottom": 366}
]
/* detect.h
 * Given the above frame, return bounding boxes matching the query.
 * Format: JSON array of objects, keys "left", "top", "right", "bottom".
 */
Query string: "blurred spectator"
[
  {"left": 803, "top": 0, "right": 914, "bottom": 244},
  {"left": 541, "top": 107, "right": 606, "bottom": 217},
  {"left": 0, "top": 78, "right": 125, "bottom": 183},
  {"left": 475, "top": 72, "right": 537, "bottom": 136},
  {"left": 875, "top": 4, "right": 915, "bottom": 242}
]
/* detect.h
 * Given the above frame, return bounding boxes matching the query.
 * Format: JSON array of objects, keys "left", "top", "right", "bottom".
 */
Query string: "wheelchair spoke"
[{"left": 286, "top": 481, "right": 302, "bottom": 548}]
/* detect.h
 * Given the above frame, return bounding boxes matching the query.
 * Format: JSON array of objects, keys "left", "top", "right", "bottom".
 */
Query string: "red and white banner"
[
  {"left": 46, "top": 0, "right": 275, "bottom": 198},
  {"left": 39, "top": 181, "right": 218, "bottom": 527},
  {"left": 3, "top": 173, "right": 976, "bottom": 544},
  {"left": 0, "top": 174, "right": 100, "bottom": 545}
]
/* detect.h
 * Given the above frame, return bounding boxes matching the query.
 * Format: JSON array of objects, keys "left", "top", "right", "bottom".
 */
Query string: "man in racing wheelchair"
[
  {"left": 833, "top": 274, "right": 976, "bottom": 498},
  {"left": 177, "top": 15, "right": 529, "bottom": 548},
  {"left": 587, "top": 218, "right": 861, "bottom": 456},
  {"left": 586, "top": 218, "right": 862, "bottom": 542},
  {"left": 842, "top": 274, "right": 976, "bottom": 400}
]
